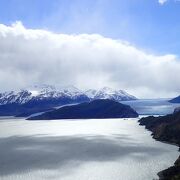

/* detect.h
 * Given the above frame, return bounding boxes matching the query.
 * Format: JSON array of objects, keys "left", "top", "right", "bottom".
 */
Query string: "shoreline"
[
  {"left": 152, "top": 138, "right": 180, "bottom": 179},
  {"left": 143, "top": 125, "right": 180, "bottom": 148},
  {"left": 138, "top": 115, "right": 180, "bottom": 180}
]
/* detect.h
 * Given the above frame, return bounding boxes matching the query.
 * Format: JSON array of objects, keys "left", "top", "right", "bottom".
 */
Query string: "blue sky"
[{"left": 0, "top": 0, "right": 180, "bottom": 55}]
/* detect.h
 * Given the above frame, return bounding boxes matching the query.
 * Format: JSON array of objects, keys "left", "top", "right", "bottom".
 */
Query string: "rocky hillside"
[
  {"left": 28, "top": 99, "right": 138, "bottom": 120},
  {"left": 139, "top": 108, "right": 180, "bottom": 180},
  {"left": 169, "top": 95, "right": 180, "bottom": 103}
]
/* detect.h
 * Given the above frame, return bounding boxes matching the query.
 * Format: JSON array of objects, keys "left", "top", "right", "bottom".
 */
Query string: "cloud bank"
[
  {"left": 158, "top": 0, "right": 168, "bottom": 5},
  {"left": 0, "top": 21, "right": 179, "bottom": 98}
]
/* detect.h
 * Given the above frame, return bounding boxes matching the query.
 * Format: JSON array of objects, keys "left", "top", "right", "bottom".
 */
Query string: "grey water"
[
  {"left": 123, "top": 98, "right": 180, "bottom": 115},
  {"left": 0, "top": 116, "right": 179, "bottom": 180}
]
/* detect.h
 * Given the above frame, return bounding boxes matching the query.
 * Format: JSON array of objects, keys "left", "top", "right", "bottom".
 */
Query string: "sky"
[{"left": 0, "top": 0, "right": 180, "bottom": 98}]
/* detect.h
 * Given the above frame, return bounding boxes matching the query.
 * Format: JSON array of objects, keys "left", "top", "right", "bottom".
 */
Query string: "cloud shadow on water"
[{"left": 0, "top": 134, "right": 171, "bottom": 177}]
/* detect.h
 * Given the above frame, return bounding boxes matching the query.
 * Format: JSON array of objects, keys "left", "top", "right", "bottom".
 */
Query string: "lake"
[
  {"left": 123, "top": 98, "right": 180, "bottom": 115},
  {"left": 0, "top": 117, "right": 179, "bottom": 180}
]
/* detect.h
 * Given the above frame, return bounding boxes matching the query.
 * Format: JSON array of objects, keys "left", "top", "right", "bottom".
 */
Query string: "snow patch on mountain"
[
  {"left": 29, "top": 90, "right": 39, "bottom": 96},
  {"left": 84, "top": 89, "right": 97, "bottom": 98}
]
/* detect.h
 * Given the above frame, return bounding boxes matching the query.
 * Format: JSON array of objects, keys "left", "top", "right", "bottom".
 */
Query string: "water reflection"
[{"left": 0, "top": 135, "right": 172, "bottom": 176}]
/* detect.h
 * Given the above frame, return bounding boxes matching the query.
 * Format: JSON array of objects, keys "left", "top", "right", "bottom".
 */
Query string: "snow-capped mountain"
[
  {"left": 0, "top": 84, "right": 86, "bottom": 105},
  {"left": 0, "top": 90, "right": 32, "bottom": 105},
  {"left": 0, "top": 85, "right": 137, "bottom": 106},
  {"left": 0, "top": 84, "right": 137, "bottom": 116},
  {"left": 85, "top": 87, "right": 137, "bottom": 101}
]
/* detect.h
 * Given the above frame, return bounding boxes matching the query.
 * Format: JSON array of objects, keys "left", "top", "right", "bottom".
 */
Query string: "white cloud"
[
  {"left": 158, "top": 0, "right": 168, "bottom": 5},
  {"left": 0, "top": 21, "right": 179, "bottom": 98}
]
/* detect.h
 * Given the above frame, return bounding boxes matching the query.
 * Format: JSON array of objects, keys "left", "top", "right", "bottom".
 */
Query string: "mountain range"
[{"left": 0, "top": 84, "right": 137, "bottom": 117}]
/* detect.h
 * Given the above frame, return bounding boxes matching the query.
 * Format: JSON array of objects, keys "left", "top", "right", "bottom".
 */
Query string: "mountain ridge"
[
  {"left": 0, "top": 84, "right": 137, "bottom": 117},
  {"left": 169, "top": 95, "right": 180, "bottom": 103},
  {"left": 0, "top": 84, "right": 137, "bottom": 105},
  {"left": 28, "top": 99, "right": 139, "bottom": 120}
]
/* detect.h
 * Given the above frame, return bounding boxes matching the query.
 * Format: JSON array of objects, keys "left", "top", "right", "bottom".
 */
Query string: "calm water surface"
[{"left": 0, "top": 117, "right": 179, "bottom": 180}]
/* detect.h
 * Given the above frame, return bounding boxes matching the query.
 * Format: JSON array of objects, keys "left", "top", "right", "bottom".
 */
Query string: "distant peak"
[
  {"left": 25, "top": 84, "right": 56, "bottom": 91},
  {"left": 62, "top": 85, "right": 80, "bottom": 92},
  {"left": 99, "top": 87, "right": 115, "bottom": 94}
]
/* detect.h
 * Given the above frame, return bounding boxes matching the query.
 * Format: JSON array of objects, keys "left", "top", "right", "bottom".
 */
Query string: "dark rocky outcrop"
[
  {"left": 169, "top": 96, "right": 180, "bottom": 103},
  {"left": 157, "top": 156, "right": 180, "bottom": 180},
  {"left": 139, "top": 109, "right": 180, "bottom": 180},
  {"left": 28, "top": 99, "right": 138, "bottom": 120}
]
